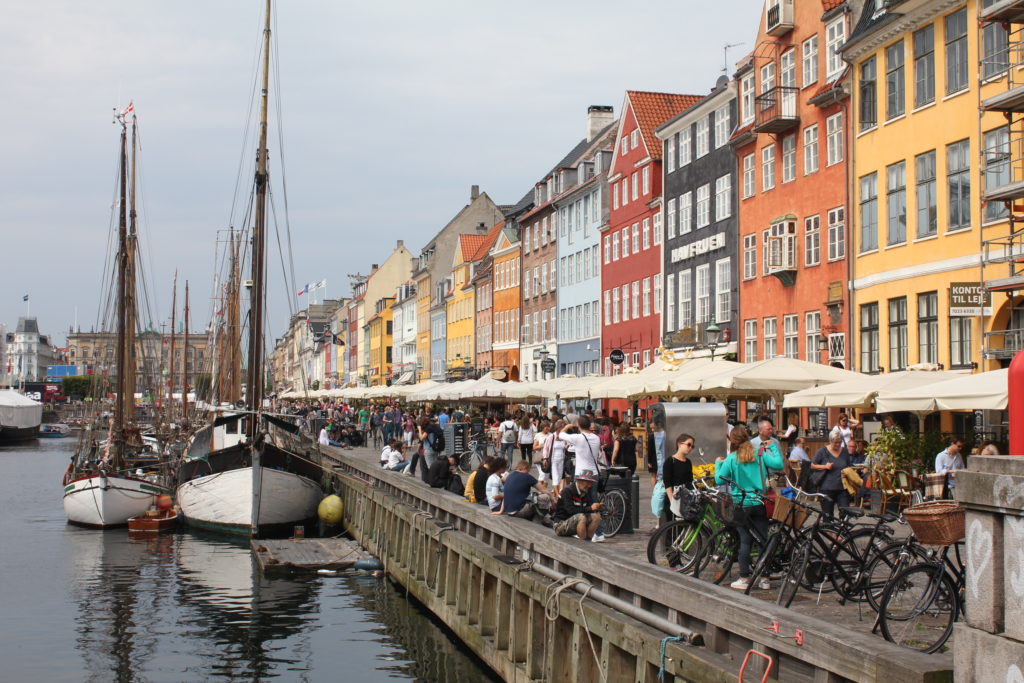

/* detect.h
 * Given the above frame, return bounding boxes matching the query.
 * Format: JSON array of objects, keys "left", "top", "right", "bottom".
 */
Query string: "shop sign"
[{"left": 949, "top": 282, "right": 991, "bottom": 316}]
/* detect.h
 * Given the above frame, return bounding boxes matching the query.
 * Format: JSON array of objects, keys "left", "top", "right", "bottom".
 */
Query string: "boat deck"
[{"left": 252, "top": 537, "right": 376, "bottom": 575}]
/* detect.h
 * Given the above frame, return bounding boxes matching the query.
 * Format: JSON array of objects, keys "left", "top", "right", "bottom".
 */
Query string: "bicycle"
[
  {"left": 691, "top": 479, "right": 773, "bottom": 586},
  {"left": 877, "top": 541, "right": 965, "bottom": 653},
  {"left": 646, "top": 477, "right": 722, "bottom": 573},
  {"left": 458, "top": 439, "right": 490, "bottom": 473},
  {"left": 594, "top": 465, "right": 630, "bottom": 537}
]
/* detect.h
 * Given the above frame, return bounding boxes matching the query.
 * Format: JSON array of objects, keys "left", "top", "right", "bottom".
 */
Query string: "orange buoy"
[{"left": 155, "top": 494, "right": 173, "bottom": 511}]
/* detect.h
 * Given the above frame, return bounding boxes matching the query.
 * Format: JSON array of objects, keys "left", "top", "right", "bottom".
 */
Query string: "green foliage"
[
  {"left": 865, "top": 427, "right": 976, "bottom": 474},
  {"left": 193, "top": 373, "right": 212, "bottom": 397},
  {"left": 62, "top": 376, "right": 99, "bottom": 400}
]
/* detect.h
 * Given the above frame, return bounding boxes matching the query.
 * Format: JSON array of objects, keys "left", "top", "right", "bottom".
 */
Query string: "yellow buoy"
[{"left": 317, "top": 494, "right": 344, "bottom": 525}]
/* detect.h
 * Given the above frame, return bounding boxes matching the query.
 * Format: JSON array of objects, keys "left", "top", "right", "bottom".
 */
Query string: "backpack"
[
  {"left": 598, "top": 425, "right": 613, "bottom": 451},
  {"left": 430, "top": 428, "right": 446, "bottom": 453},
  {"left": 501, "top": 422, "right": 517, "bottom": 443}
]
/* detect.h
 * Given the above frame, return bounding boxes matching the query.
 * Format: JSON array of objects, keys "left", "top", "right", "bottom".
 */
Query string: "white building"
[
  {"left": 3, "top": 318, "right": 58, "bottom": 386},
  {"left": 392, "top": 282, "right": 418, "bottom": 384}
]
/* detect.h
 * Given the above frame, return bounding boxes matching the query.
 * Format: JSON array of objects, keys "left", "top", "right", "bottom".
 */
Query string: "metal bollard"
[{"left": 631, "top": 474, "right": 640, "bottom": 530}]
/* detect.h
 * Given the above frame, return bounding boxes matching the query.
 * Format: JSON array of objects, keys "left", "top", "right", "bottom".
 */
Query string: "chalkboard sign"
[
  {"left": 807, "top": 408, "right": 828, "bottom": 438},
  {"left": 727, "top": 400, "right": 739, "bottom": 425}
]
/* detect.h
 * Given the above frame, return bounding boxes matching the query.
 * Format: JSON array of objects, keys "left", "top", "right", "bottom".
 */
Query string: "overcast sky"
[{"left": 0, "top": 1, "right": 764, "bottom": 346}]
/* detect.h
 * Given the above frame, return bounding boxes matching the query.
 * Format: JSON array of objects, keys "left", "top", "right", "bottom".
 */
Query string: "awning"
[{"left": 395, "top": 371, "right": 415, "bottom": 385}]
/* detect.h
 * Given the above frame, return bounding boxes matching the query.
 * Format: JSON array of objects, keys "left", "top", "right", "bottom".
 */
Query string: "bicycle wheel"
[
  {"left": 745, "top": 533, "right": 782, "bottom": 595},
  {"left": 647, "top": 519, "right": 705, "bottom": 572},
  {"left": 878, "top": 564, "right": 958, "bottom": 653},
  {"left": 778, "top": 540, "right": 811, "bottom": 607},
  {"left": 863, "top": 542, "right": 930, "bottom": 613},
  {"left": 695, "top": 527, "right": 738, "bottom": 585},
  {"left": 599, "top": 489, "right": 627, "bottom": 537},
  {"left": 458, "top": 450, "right": 474, "bottom": 473}
]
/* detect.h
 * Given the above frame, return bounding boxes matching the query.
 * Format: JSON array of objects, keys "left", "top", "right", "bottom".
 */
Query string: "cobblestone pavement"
[{"left": 332, "top": 442, "right": 944, "bottom": 648}]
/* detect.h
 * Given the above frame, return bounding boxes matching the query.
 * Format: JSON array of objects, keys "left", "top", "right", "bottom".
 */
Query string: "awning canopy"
[
  {"left": 782, "top": 369, "right": 960, "bottom": 409},
  {"left": 875, "top": 369, "right": 1009, "bottom": 413}
]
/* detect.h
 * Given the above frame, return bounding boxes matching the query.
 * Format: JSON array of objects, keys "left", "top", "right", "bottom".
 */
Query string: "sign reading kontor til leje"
[
  {"left": 609, "top": 349, "right": 625, "bottom": 365},
  {"left": 949, "top": 282, "right": 992, "bottom": 316}
]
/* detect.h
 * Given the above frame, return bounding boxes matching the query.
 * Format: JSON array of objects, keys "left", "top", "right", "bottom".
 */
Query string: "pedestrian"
[
  {"left": 810, "top": 430, "right": 853, "bottom": 517},
  {"left": 498, "top": 414, "right": 518, "bottom": 460},
  {"left": 550, "top": 470, "right": 605, "bottom": 542},
  {"left": 781, "top": 412, "right": 799, "bottom": 452},
  {"left": 714, "top": 425, "right": 782, "bottom": 591},
  {"left": 647, "top": 419, "right": 667, "bottom": 487},
  {"left": 418, "top": 416, "right": 444, "bottom": 474},
  {"left": 610, "top": 424, "right": 638, "bottom": 475},
  {"left": 663, "top": 434, "right": 695, "bottom": 517},
  {"left": 830, "top": 413, "right": 859, "bottom": 451},
  {"left": 935, "top": 437, "right": 965, "bottom": 490},
  {"left": 517, "top": 416, "right": 536, "bottom": 462},
  {"left": 557, "top": 417, "right": 603, "bottom": 478},
  {"left": 546, "top": 419, "right": 567, "bottom": 494}
]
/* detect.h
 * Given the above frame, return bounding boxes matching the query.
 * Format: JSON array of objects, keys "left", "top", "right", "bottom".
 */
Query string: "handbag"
[
  {"left": 808, "top": 468, "right": 827, "bottom": 491},
  {"left": 651, "top": 480, "right": 667, "bottom": 517},
  {"left": 757, "top": 449, "right": 775, "bottom": 518},
  {"left": 715, "top": 490, "right": 749, "bottom": 526}
]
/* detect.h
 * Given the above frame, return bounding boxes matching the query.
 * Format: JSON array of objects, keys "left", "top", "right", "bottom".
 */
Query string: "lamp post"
[
  {"left": 705, "top": 317, "right": 722, "bottom": 361},
  {"left": 537, "top": 345, "right": 551, "bottom": 380}
]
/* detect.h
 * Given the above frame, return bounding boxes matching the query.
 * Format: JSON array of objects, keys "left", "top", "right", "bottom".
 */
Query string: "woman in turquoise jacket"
[{"left": 715, "top": 424, "right": 784, "bottom": 591}]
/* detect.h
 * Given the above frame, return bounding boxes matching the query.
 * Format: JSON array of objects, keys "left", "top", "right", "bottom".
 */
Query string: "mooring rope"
[{"left": 542, "top": 576, "right": 607, "bottom": 683}]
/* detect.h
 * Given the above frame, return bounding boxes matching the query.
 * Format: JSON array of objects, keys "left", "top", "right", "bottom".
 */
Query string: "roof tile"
[
  {"left": 467, "top": 221, "right": 504, "bottom": 262},
  {"left": 627, "top": 91, "right": 704, "bottom": 159}
]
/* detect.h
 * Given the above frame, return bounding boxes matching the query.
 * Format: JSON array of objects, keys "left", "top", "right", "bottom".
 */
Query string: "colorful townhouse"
[
  {"left": 601, "top": 91, "right": 701, "bottom": 377},
  {"left": 490, "top": 224, "right": 523, "bottom": 379},
  {"left": 367, "top": 296, "right": 394, "bottom": 385},
  {"left": 391, "top": 283, "right": 417, "bottom": 385},
  {"left": 346, "top": 279, "right": 364, "bottom": 385},
  {"left": 656, "top": 76, "right": 740, "bottom": 359},
  {"left": 445, "top": 233, "right": 485, "bottom": 379},
  {"left": 734, "top": 1, "right": 856, "bottom": 377},
  {"left": 468, "top": 221, "right": 506, "bottom": 375},
  {"left": 556, "top": 112, "right": 618, "bottom": 378},
  {"left": 845, "top": 0, "right": 1020, "bottom": 391}
]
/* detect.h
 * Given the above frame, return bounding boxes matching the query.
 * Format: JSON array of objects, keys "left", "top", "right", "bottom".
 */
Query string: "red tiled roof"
[
  {"left": 467, "top": 221, "right": 504, "bottom": 262},
  {"left": 822, "top": 0, "right": 844, "bottom": 10},
  {"left": 459, "top": 233, "right": 488, "bottom": 262},
  {"left": 731, "top": 122, "right": 755, "bottom": 140},
  {"left": 627, "top": 91, "right": 703, "bottom": 159}
]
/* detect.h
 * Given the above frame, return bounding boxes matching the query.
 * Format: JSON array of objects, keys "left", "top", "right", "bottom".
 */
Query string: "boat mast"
[
  {"left": 112, "top": 115, "right": 130, "bottom": 467},
  {"left": 125, "top": 113, "right": 139, "bottom": 425},
  {"left": 167, "top": 273, "right": 177, "bottom": 425},
  {"left": 183, "top": 281, "right": 190, "bottom": 423},
  {"left": 246, "top": 0, "right": 272, "bottom": 439}
]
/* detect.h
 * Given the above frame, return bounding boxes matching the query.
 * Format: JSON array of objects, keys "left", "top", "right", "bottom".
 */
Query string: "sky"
[{"left": 0, "top": 0, "right": 765, "bottom": 346}]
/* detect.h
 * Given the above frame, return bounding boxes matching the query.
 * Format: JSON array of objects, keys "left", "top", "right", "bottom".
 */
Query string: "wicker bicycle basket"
[
  {"left": 771, "top": 495, "right": 810, "bottom": 529},
  {"left": 904, "top": 500, "right": 965, "bottom": 546}
]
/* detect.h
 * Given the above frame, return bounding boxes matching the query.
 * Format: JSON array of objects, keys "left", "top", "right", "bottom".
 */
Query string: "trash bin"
[{"left": 602, "top": 466, "right": 634, "bottom": 534}]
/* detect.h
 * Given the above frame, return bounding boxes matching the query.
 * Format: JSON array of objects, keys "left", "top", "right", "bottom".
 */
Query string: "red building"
[{"left": 601, "top": 91, "right": 701, "bottom": 381}]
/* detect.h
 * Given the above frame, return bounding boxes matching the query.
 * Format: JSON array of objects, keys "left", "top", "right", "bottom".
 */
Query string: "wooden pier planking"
[{"left": 252, "top": 537, "right": 373, "bottom": 575}]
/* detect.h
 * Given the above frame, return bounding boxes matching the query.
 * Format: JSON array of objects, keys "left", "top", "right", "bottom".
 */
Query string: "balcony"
[
  {"left": 980, "top": 0, "right": 1024, "bottom": 23},
  {"left": 765, "top": 0, "right": 794, "bottom": 36},
  {"left": 754, "top": 86, "right": 800, "bottom": 134},
  {"left": 983, "top": 328, "right": 1024, "bottom": 360}
]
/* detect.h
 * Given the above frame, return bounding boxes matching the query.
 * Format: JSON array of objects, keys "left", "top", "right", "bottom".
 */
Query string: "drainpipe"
[
  {"left": 845, "top": 73, "right": 855, "bottom": 373},
  {"left": 525, "top": 557, "right": 703, "bottom": 645}
]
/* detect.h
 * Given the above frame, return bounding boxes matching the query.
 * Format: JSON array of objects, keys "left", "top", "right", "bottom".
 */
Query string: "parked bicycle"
[
  {"left": 646, "top": 477, "right": 722, "bottom": 573},
  {"left": 458, "top": 439, "right": 491, "bottom": 473}
]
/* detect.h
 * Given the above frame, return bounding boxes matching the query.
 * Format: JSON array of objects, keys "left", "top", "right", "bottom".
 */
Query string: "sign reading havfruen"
[{"left": 949, "top": 282, "right": 992, "bottom": 316}]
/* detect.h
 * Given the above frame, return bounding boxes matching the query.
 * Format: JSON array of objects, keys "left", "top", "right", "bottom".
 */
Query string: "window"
[
  {"left": 715, "top": 175, "right": 732, "bottom": 221},
  {"left": 888, "top": 297, "right": 908, "bottom": 371},
  {"left": 612, "top": 183, "right": 619, "bottom": 210},
  {"left": 603, "top": 236, "right": 610, "bottom": 264},
  {"left": 695, "top": 118, "right": 710, "bottom": 158},
  {"left": 666, "top": 138, "right": 676, "bottom": 172},
  {"left": 917, "top": 291, "right": 938, "bottom": 364},
  {"left": 667, "top": 198, "right": 677, "bottom": 239},
  {"left": 696, "top": 185, "right": 710, "bottom": 228},
  {"left": 983, "top": 21, "right": 1010, "bottom": 79},
  {"left": 642, "top": 218, "right": 651, "bottom": 249},
  {"left": 678, "top": 269, "right": 692, "bottom": 330},
  {"left": 767, "top": 220, "right": 797, "bottom": 271},
  {"left": 802, "top": 34, "right": 818, "bottom": 87},
  {"left": 804, "top": 215, "right": 821, "bottom": 266},
  {"left": 680, "top": 192, "right": 693, "bottom": 235},
  {"left": 679, "top": 128, "right": 692, "bottom": 166},
  {"left": 805, "top": 311, "right": 821, "bottom": 362},
  {"left": 860, "top": 303, "right": 879, "bottom": 373},
  {"left": 622, "top": 284, "right": 630, "bottom": 320},
  {"left": 696, "top": 264, "right": 711, "bottom": 324},
  {"left": 632, "top": 281, "right": 640, "bottom": 319},
  {"left": 915, "top": 150, "right": 937, "bottom": 237},
  {"left": 612, "top": 232, "right": 620, "bottom": 260},
  {"left": 760, "top": 62, "right": 776, "bottom": 103},
  {"left": 631, "top": 172, "right": 639, "bottom": 201},
  {"left": 742, "top": 154, "right": 756, "bottom": 198},
  {"left": 524, "top": 268, "right": 531, "bottom": 298},
  {"left": 741, "top": 73, "right": 755, "bottom": 126},
  {"left": 859, "top": 173, "right": 878, "bottom": 252},
  {"left": 744, "top": 319, "right": 758, "bottom": 362},
  {"left": 950, "top": 316, "right": 973, "bottom": 368},
  {"left": 620, "top": 136, "right": 628, "bottom": 155},
  {"left": 653, "top": 213, "right": 663, "bottom": 245},
  {"left": 947, "top": 139, "right": 970, "bottom": 231},
  {"left": 714, "top": 106, "right": 729, "bottom": 148},
  {"left": 826, "top": 17, "right": 846, "bottom": 79},
  {"left": 743, "top": 234, "right": 757, "bottom": 279},
  {"left": 632, "top": 223, "right": 640, "bottom": 253},
  {"left": 782, "top": 135, "right": 796, "bottom": 183},
  {"left": 762, "top": 144, "right": 776, "bottom": 191},
  {"left": 654, "top": 273, "right": 663, "bottom": 315},
  {"left": 642, "top": 165, "right": 650, "bottom": 195},
  {"left": 826, "top": 113, "right": 843, "bottom": 166},
  {"left": 603, "top": 290, "right": 611, "bottom": 325},
  {"left": 828, "top": 205, "right": 847, "bottom": 264},
  {"left": 763, "top": 316, "right": 778, "bottom": 359},
  {"left": 803, "top": 124, "right": 819, "bottom": 175},
  {"left": 886, "top": 41, "right": 905, "bottom": 120},
  {"left": 621, "top": 178, "right": 628, "bottom": 205},
  {"left": 621, "top": 227, "right": 630, "bottom": 257},
  {"left": 715, "top": 258, "right": 731, "bottom": 323},
  {"left": 913, "top": 25, "right": 935, "bottom": 107},
  {"left": 886, "top": 161, "right": 907, "bottom": 245},
  {"left": 859, "top": 56, "right": 877, "bottom": 131},
  {"left": 984, "top": 126, "right": 1011, "bottom": 222},
  {"left": 523, "top": 227, "right": 531, "bottom": 254},
  {"left": 643, "top": 277, "right": 651, "bottom": 316},
  {"left": 945, "top": 9, "right": 968, "bottom": 95},
  {"left": 784, "top": 314, "right": 799, "bottom": 359},
  {"left": 612, "top": 287, "right": 620, "bottom": 323}
]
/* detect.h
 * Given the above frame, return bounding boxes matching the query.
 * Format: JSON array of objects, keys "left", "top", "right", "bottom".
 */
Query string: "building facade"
[
  {"left": 446, "top": 234, "right": 483, "bottom": 379},
  {"left": 490, "top": 226, "right": 522, "bottom": 380},
  {"left": 657, "top": 76, "right": 740, "bottom": 358},
  {"left": 391, "top": 283, "right": 417, "bottom": 384},
  {"left": 4, "top": 317, "right": 59, "bottom": 385}
]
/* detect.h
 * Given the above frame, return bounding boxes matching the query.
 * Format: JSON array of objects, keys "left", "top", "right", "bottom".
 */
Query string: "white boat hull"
[
  {"left": 177, "top": 467, "right": 322, "bottom": 536},
  {"left": 63, "top": 474, "right": 168, "bottom": 528}
]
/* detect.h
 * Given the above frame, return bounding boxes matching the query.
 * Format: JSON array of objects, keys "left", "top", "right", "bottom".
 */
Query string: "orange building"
[{"left": 489, "top": 225, "right": 522, "bottom": 380}]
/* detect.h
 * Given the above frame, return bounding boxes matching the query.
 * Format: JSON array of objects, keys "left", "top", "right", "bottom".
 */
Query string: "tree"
[{"left": 62, "top": 376, "right": 97, "bottom": 400}]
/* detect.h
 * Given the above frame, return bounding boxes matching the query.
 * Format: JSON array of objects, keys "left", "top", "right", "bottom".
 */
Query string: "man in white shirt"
[
  {"left": 935, "top": 438, "right": 965, "bottom": 489},
  {"left": 557, "top": 417, "right": 603, "bottom": 477}
]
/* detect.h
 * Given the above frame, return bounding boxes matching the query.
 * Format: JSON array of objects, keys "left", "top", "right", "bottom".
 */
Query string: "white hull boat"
[
  {"left": 177, "top": 466, "right": 322, "bottom": 536},
  {"left": 63, "top": 473, "right": 168, "bottom": 528}
]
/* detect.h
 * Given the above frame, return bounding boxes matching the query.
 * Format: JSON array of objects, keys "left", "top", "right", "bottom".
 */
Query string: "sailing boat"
[
  {"left": 176, "top": 0, "right": 324, "bottom": 537},
  {"left": 63, "top": 106, "right": 170, "bottom": 528}
]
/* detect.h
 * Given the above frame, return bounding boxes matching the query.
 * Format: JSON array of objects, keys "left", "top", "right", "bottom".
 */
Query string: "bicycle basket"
[
  {"left": 903, "top": 500, "right": 965, "bottom": 546},
  {"left": 671, "top": 487, "right": 703, "bottom": 521},
  {"left": 771, "top": 494, "right": 810, "bottom": 529},
  {"left": 711, "top": 489, "right": 748, "bottom": 526}
]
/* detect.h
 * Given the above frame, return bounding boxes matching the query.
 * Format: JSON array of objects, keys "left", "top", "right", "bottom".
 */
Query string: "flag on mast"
[
  {"left": 297, "top": 283, "right": 309, "bottom": 296},
  {"left": 22, "top": 295, "right": 29, "bottom": 302}
]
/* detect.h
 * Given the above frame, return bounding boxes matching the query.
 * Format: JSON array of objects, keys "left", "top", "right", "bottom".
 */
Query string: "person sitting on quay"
[
  {"left": 499, "top": 459, "right": 551, "bottom": 521},
  {"left": 318, "top": 424, "right": 343, "bottom": 448},
  {"left": 427, "top": 452, "right": 461, "bottom": 493},
  {"left": 486, "top": 459, "right": 508, "bottom": 513},
  {"left": 551, "top": 470, "right": 605, "bottom": 542},
  {"left": 382, "top": 439, "right": 409, "bottom": 472}
]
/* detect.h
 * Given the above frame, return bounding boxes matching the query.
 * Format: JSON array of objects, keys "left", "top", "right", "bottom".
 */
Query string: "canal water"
[{"left": 0, "top": 438, "right": 499, "bottom": 682}]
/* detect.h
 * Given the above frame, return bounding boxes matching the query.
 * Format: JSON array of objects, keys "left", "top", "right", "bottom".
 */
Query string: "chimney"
[
  {"left": 470, "top": 185, "right": 480, "bottom": 201},
  {"left": 396, "top": 239, "right": 404, "bottom": 249},
  {"left": 587, "top": 105, "right": 614, "bottom": 142}
]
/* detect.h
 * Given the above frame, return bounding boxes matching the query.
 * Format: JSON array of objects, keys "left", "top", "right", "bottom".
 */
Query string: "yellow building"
[
  {"left": 367, "top": 296, "right": 394, "bottom": 386},
  {"left": 846, "top": 0, "right": 1015, "bottom": 380},
  {"left": 445, "top": 234, "right": 483, "bottom": 378},
  {"left": 414, "top": 270, "right": 431, "bottom": 383}
]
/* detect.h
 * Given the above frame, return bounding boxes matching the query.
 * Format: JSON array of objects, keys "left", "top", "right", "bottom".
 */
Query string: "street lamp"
[
  {"left": 705, "top": 317, "right": 722, "bottom": 361},
  {"left": 537, "top": 345, "right": 551, "bottom": 380}
]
